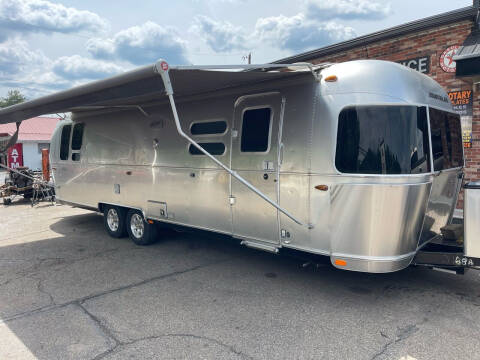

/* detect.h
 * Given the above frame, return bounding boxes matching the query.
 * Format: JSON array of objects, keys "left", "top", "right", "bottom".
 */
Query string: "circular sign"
[
  {"left": 160, "top": 61, "right": 169, "bottom": 71},
  {"left": 439, "top": 45, "right": 459, "bottom": 73}
]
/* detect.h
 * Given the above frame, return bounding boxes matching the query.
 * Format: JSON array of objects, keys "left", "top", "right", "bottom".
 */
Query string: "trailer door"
[{"left": 231, "top": 93, "right": 284, "bottom": 245}]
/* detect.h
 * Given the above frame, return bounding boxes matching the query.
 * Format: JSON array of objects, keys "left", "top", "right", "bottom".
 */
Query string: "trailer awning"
[{"left": 0, "top": 62, "right": 314, "bottom": 125}]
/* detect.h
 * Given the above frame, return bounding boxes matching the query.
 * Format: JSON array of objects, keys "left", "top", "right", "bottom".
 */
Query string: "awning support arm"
[
  {"left": 0, "top": 121, "right": 21, "bottom": 155},
  {"left": 154, "top": 59, "right": 306, "bottom": 227}
]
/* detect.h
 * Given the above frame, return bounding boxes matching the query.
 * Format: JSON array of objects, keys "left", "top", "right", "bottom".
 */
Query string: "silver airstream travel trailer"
[{"left": 1, "top": 59, "right": 479, "bottom": 273}]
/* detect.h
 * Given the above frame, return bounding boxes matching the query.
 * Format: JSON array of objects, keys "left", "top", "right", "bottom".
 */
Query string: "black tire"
[
  {"left": 3, "top": 198, "right": 11, "bottom": 206},
  {"left": 103, "top": 205, "right": 127, "bottom": 238},
  {"left": 126, "top": 209, "right": 158, "bottom": 245}
]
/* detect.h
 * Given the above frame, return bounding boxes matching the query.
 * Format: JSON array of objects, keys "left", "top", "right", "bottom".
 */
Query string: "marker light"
[
  {"left": 334, "top": 259, "right": 347, "bottom": 266},
  {"left": 324, "top": 75, "right": 338, "bottom": 82},
  {"left": 314, "top": 185, "right": 329, "bottom": 191}
]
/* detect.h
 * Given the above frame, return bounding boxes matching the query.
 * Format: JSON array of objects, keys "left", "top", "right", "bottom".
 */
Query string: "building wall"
[
  {"left": 21, "top": 142, "right": 49, "bottom": 171},
  {"left": 308, "top": 19, "right": 478, "bottom": 208}
]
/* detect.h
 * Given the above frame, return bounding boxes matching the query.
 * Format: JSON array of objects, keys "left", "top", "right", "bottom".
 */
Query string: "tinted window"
[
  {"left": 241, "top": 108, "right": 271, "bottom": 152},
  {"left": 71, "top": 123, "right": 84, "bottom": 150},
  {"left": 191, "top": 121, "right": 227, "bottom": 135},
  {"left": 60, "top": 125, "right": 71, "bottom": 161},
  {"left": 189, "top": 143, "right": 225, "bottom": 155},
  {"left": 336, "top": 106, "right": 430, "bottom": 174},
  {"left": 429, "top": 108, "right": 463, "bottom": 171}
]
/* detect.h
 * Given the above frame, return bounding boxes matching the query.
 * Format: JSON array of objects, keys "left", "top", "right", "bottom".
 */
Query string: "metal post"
[{"left": 154, "top": 59, "right": 305, "bottom": 227}]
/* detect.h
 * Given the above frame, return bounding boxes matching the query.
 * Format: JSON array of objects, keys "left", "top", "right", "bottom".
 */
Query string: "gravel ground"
[{"left": 0, "top": 199, "right": 479, "bottom": 360}]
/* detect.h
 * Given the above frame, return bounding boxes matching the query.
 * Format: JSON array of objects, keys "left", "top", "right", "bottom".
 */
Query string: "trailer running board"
[{"left": 240, "top": 240, "right": 280, "bottom": 254}]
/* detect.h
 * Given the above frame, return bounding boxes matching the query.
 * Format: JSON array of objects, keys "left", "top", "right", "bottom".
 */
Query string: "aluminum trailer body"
[{"left": 0, "top": 60, "right": 466, "bottom": 273}]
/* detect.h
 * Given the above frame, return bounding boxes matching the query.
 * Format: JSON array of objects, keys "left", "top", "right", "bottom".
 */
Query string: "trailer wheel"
[
  {"left": 126, "top": 209, "right": 158, "bottom": 245},
  {"left": 103, "top": 205, "right": 127, "bottom": 238}
]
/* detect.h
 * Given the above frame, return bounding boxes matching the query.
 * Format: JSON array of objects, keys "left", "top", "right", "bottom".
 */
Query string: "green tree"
[{"left": 0, "top": 90, "right": 26, "bottom": 108}]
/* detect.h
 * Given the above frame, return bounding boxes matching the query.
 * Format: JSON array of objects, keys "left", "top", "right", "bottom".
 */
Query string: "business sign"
[
  {"left": 398, "top": 56, "right": 430, "bottom": 74},
  {"left": 7, "top": 143, "right": 23, "bottom": 169},
  {"left": 440, "top": 45, "right": 459, "bottom": 73},
  {"left": 448, "top": 90, "right": 473, "bottom": 148}
]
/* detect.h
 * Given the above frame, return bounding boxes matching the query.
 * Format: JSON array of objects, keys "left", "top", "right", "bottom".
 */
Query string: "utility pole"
[{"left": 242, "top": 53, "right": 252, "bottom": 64}]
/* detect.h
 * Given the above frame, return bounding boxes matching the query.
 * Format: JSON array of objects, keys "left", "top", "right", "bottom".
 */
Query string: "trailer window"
[
  {"left": 335, "top": 106, "right": 430, "bottom": 174},
  {"left": 71, "top": 123, "right": 84, "bottom": 150},
  {"left": 429, "top": 108, "right": 463, "bottom": 171},
  {"left": 241, "top": 108, "right": 271, "bottom": 152},
  {"left": 191, "top": 121, "right": 227, "bottom": 135},
  {"left": 189, "top": 142, "right": 225, "bottom": 155},
  {"left": 59, "top": 124, "right": 71, "bottom": 161}
]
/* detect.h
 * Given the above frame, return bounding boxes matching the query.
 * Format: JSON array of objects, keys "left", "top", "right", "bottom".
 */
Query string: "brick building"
[{"left": 276, "top": 2, "right": 480, "bottom": 208}]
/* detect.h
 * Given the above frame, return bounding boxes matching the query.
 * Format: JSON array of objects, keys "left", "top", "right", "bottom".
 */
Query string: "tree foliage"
[{"left": 0, "top": 90, "right": 26, "bottom": 108}]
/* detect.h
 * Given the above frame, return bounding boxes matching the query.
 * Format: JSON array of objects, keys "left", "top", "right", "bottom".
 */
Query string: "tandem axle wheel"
[{"left": 102, "top": 205, "right": 159, "bottom": 245}]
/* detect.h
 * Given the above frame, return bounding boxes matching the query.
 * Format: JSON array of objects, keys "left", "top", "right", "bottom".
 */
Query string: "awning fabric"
[{"left": 0, "top": 64, "right": 306, "bottom": 125}]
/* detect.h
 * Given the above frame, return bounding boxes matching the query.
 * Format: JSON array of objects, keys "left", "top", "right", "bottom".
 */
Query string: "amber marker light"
[
  {"left": 335, "top": 259, "right": 347, "bottom": 266},
  {"left": 314, "top": 185, "right": 329, "bottom": 191},
  {"left": 147, "top": 219, "right": 154, "bottom": 224},
  {"left": 324, "top": 75, "right": 338, "bottom": 82}
]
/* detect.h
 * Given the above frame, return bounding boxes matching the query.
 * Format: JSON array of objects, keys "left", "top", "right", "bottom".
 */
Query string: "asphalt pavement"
[{"left": 0, "top": 199, "right": 479, "bottom": 360}]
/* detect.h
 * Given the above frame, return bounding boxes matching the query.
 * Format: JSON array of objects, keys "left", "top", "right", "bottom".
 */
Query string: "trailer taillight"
[
  {"left": 334, "top": 259, "right": 347, "bottom": 266},
  {"left": 324, "top": 75, "right": 338, "bottom": 82}
]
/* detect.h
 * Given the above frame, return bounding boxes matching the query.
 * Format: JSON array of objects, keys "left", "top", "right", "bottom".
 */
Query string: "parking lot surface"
[{"left": 1, "top": 200, "right": 480, "bottom": 360}]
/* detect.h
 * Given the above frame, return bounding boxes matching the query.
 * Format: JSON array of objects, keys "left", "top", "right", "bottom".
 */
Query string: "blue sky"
[{"left": 0, "top": 0, "right": 472, "bottom": 98}]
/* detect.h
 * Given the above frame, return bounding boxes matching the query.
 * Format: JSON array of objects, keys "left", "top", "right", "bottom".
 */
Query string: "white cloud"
[
  {"left": 0, "top": 39, "right": 125, "bottom": 98},
  {"left": 0, "top": 38, "right": 49, "bottom": 76},
  {"left": 0, "top": 0, "right": 108, "bottom": 41},
  {"left": 193, "top": 13, "right": 355, "bottom": 54},
  {"left": 306, "top": 0, "right": 391, "bottom": 20},
  {"left": 52, "top": 55, "right": 123, "bottom": 80},
  {"left": 253, "top": 13, "right": 356, "bottom": 52},
  {"left": 87, "top": 21, "right": 189, "bottom": 65},
  {"left": 191, "top": 15, "right": 248, "bottom": 52}
]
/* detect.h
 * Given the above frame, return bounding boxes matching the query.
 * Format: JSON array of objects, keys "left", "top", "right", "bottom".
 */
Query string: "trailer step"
[{"left": 240, "top": 240, "right": 279, "bottom": 254}]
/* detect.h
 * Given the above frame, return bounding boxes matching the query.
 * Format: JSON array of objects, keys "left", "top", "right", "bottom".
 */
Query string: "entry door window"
[
  {"left": 240, "top": 108, "right": 271, "bottom": 152},
  {"left": 71, "top": 123, "right": 84, "bottom": 161}
]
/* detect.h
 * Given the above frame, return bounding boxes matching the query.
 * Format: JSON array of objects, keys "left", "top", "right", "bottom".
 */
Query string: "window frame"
[
  {"left": 189, "top": 119, "right": 228, "bottom": 136},
  {"left": 333, "top": 103, "right": 449, "bottom": 177},
  {"left": 188, "top": 142, "right": 226, "bottom": 156},
  {"left": 59, "top": 124, "right": 72, "bottom": 161},
  {"left": 239, "top": 105, "right": 273, "bottom": 155},
  {"left": 427, "top": 105, "right": 465, "bottom": 172}
]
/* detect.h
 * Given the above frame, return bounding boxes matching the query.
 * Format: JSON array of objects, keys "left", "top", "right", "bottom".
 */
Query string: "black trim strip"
[{"left": 465, "top": 182, "right": 480, "bottom": 189}]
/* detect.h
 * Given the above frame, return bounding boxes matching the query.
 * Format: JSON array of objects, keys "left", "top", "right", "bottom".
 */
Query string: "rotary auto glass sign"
[
  {"left": 440, "top": 45, "right": 459, "bottom": 73},
  {"left": 448, "top": 90, "right": 473, "bottom": 148}
]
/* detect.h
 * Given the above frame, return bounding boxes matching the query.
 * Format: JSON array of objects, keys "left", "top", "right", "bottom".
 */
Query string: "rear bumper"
[{"left": 330, "top": 252, "right": 416, "bottom": 273}]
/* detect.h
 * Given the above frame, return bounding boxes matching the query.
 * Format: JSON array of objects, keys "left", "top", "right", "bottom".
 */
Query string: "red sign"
[
  {"left": 439, "top": 45, "right": 459, "bottom": 73},
  {"left": 7, "top": 143, "right": 23, "bottom": 169}
]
